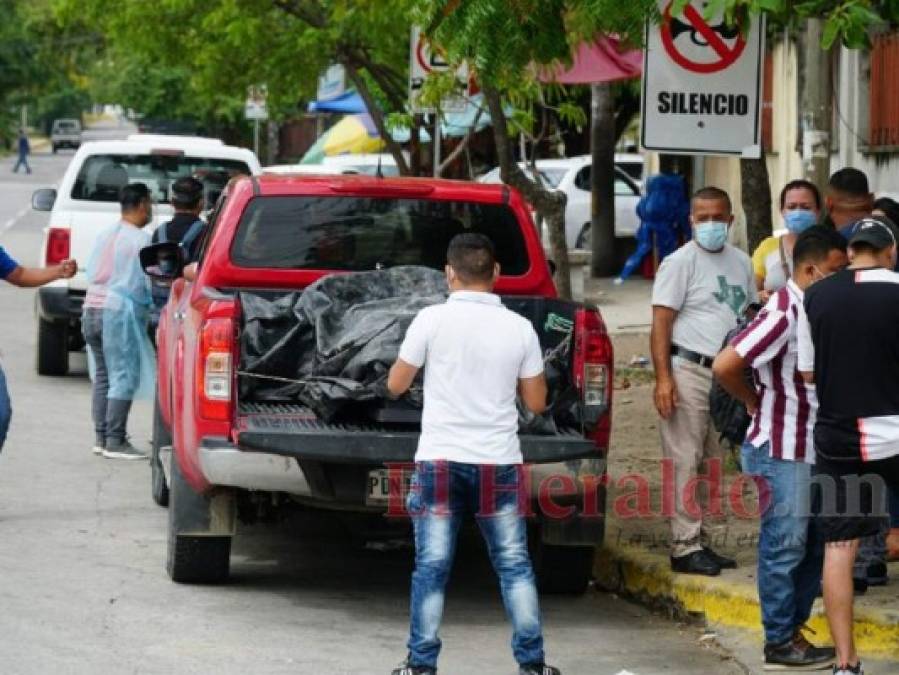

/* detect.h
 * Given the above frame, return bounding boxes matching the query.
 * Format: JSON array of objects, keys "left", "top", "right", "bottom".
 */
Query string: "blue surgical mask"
[
  {"left": 784, "top": 209, "right": 817, "bottom": 234},
  {"left": 695, "top": 220, "right": 728, "bottom": 251}
]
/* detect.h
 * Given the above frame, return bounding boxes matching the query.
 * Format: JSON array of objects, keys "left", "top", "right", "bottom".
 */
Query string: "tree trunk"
[
  {"left": 590, "top": 83, "right": 617, "bottom": 277},
  {"left": 482, "top": 86, "right": 571, "bottom": 299},
  {"left": 800, "top": 19, "right": 833, "bottom": 193},
  {"left": 343, "top": 62, "right": 412, "bottom": 176},
  {"left": 741, "top": 156, "right": 773, "bottom": 253}
]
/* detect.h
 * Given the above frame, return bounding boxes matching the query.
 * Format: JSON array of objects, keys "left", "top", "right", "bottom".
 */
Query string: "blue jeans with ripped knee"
[{"left": 405, "top": 460, "right": 544, "bottom": 668}]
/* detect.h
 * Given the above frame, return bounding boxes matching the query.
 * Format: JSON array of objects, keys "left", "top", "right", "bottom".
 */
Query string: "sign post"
[
  {"left": 244, "top": 85, "right": 269, "bottom": 158},
  {"left": 641, "top": 1, "right": 765, "bottom": 157},
  {"left": 408, "top": 26, "right": 468, "bottom": 114}
]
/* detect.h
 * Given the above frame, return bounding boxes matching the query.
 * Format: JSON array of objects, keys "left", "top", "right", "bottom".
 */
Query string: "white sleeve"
[
  {"left": 797, "top": 303, "right": 815, "bottom": 372},
  {"left": 519, "top": 326, "right": 544, "bottom": 379},
  {"left": 651, "top": 253, "right": 688, "bottom": 311},
  {"left": 398, "top": 311, "right": 430, "bottom": 368}
]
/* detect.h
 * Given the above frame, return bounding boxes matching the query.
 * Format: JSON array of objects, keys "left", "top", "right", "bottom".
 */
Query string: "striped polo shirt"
[{"left": 731, "top": 280, "right": 816, "bottom": 463}]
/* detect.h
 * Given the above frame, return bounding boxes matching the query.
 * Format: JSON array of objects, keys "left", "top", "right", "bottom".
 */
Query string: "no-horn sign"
[{"left": 641, "top": 0, "right": 765, "bottom": 157}]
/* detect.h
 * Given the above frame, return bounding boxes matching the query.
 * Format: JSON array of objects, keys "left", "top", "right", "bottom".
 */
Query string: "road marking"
[{"left": 1, "top": 205, "right": 30, "bottom": 234}]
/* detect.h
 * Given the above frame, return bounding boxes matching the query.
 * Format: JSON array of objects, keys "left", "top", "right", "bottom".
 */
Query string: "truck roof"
[{"left": 74, "top": 137, "right": 260, "bottom": 169}]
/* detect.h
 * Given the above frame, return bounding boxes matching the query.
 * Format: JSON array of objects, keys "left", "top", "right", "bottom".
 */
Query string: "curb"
[{"left": 593, "top": 542, "right": 899, "bottom": 660}]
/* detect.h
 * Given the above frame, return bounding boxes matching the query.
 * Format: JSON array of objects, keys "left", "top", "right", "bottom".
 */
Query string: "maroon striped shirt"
[{"left": 730, "top": 281, "right": 816, "bottom": 463}]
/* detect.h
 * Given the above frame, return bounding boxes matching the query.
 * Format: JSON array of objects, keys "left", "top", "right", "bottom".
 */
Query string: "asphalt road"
[{"left": 0, "top": 121, "right": 748, "bottom": 675}]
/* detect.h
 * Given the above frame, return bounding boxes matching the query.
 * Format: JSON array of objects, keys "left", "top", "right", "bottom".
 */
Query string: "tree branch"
[
  {"left": 271, "top": 0, "right": 327, "bottom": 29},
  {"left": 436, "top": 106, "right": 484, "bottom": 177},
  {"left": 343, "top": 60, "right": 411, "bottom": 176}
]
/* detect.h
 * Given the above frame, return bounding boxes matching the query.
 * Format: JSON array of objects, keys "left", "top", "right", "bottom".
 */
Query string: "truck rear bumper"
[{"left": 36, "top": 287, "right": 83, "bottom": 322}]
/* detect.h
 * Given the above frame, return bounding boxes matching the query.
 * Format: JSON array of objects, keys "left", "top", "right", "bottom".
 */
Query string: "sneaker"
[
  {"left": 613, "top": 277, "right": 624, "bottom": 286},
  {"left": 102, "top": 440, "right": 148, "bottom": 460},
  {"left": 862, "top": 562, "right": 888, "bottom": 586},
  {"left": 390, "top": 657, "right": 435, "bottom": 675},
  {"left": 763, "top": 626, "right": 834, "bottom": 670},
  {"left": 832, "top": 662, "right": 863, "bottom": 674},
  {"left": 92, "top": 434, "right": 105, "bottom": 456},
  {"left": 519, "top": 665, "right": 561, "bottom": 675}
]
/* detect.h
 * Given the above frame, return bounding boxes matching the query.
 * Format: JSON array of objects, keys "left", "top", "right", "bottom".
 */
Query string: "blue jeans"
[
  {"left": 741, "top": 442, "right": 823, "bottom": 645},
  {"left": 406, "top": 461, "right": 544, "bottom": 668},
  {"left": 0, "top": 364, "right": 11, "bottom": 451}
]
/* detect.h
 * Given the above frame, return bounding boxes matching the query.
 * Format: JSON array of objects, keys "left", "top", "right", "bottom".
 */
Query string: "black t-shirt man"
[
  {"left": 151, "top": 211, "right": 206, "bottom": 262},
  {"left": 799, "top": 217, "right": 899, "bottom": 542}
]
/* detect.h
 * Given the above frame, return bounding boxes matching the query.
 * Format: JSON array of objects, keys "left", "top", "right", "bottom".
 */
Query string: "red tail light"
[
  {"left": 46, "top": 228, "right": 70, "bottom": 266},
  {"left": 196, "top": 317, "right": 234, "bottom": 421},
  {"left": 573, "top": 308, "right": 614, "bottom": 450}
]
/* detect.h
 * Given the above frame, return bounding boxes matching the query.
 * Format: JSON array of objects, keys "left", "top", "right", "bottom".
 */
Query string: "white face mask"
[{"left": 694, "top": 220, "right": 728, "bottom": 251}]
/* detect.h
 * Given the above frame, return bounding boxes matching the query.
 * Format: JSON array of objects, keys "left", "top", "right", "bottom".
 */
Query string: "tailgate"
[{"left": 235, "top": 403, "right": 595, "bottom": 464}]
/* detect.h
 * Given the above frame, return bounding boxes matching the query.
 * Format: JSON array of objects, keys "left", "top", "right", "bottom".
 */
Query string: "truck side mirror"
[
  {"left": 32, "top": 188, "right": 57, "bottom": 212},
  {"left": 140, "top": 242, "right": 186, "bottom": 280}
]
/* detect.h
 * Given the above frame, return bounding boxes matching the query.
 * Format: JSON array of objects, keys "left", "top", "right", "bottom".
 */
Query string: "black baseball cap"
[
  {"left": 171, "top": 176, "right": 204, "bottom": 207},
  {"left": 849, "top": 216, "right": 898, "bottom": 250}
]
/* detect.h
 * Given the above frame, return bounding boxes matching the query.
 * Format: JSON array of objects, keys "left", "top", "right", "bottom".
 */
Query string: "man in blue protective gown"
[
  {"left": 616, "top": 173, "right": 691, "bottom": 284},
  {"left": 83, "top": 183, "right": 156, "bottom": 459}
]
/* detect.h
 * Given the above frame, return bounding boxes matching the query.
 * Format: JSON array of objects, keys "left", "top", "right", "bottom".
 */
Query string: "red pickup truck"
[{"left": 143, "top": 173, "right": 614, "bottom": 593}]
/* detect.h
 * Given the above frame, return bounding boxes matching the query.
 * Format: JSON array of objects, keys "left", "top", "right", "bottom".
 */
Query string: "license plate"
[{"left": 366, "top": 468, "right": 409, "bottom": 505}]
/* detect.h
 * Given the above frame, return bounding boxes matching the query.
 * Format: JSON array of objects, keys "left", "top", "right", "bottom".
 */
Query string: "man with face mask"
[
  {"left": 651, "top": 186, "right": 757, "bottom": 575},
  {"left": 713, "top": 227, "right": 847, "bottom": 670},
  {"left": 386, "top": 233, "right": 559, "bottom": 675},
  {"left": 82, "top": 183, "right": 157, "bottom": 460}
]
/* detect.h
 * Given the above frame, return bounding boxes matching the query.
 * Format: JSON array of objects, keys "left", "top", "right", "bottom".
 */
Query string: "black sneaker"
[
  {"left": 519, "top": 664, "right": 561, "bottom": 675},
  {"left": 102, "top": 440, "right": 148, "bottom": 461},
  {"left": 702, "top": 546, "right": 737, "bottom": 569},
  {"left": 670, "top": 550, "right": 721, "bottom": 576},
  {"left": 763, "top": 633, "right": 833, "bottom": 670},
  {"left": 832, "top": 662, "right": 863, "bottom": 674},
  {"left": 863, "top": 562, "right": 888, "bottom": 586},
  {"left": 391, "top": 660, "right": 435, "bottom": 675}
]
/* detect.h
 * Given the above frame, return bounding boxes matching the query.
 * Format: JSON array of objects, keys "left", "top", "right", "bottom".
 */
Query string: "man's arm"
[
  {"left": 387, "top": 359, "right": 419, "bottom": 398},
  {"left": 519, "top": 374, "right": 547, "bottom": 415},
  {"left": 650, "top": 305, "right": 678, "bottom": 419},
  {"left": 797, "top": 303, "right": 815, "bottom": 384},
  {"left": 5, "top": 260, "right": 76, "bottom": 288},
  {"left": 712, "top": 347, "right": 759, "bottom": 415}
]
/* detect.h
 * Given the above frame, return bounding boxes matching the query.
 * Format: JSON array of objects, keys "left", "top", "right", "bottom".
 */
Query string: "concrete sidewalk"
[{"left": 582, "top": 273, "right": 899, "bottom": 666}]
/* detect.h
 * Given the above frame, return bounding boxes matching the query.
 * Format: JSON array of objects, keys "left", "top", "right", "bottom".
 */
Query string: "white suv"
[{"left": 30, "top": 134, "right": 261, "bottom": 375}]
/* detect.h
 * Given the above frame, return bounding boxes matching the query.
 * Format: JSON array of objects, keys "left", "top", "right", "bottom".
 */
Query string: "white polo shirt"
[{"left": 398, "top": 290, "right": 544, "bottom": 465}]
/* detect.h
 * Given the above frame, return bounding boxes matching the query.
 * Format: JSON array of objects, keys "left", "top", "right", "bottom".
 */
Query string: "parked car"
[
  {"left": 30, "top": 133, "right": 261, "bottom": 376},
  {"left": 264, "top": 153, "right": 402, "bottom": 176},
  {"left": 50, "top": 119, "right": 82, "bottom": 153},
  {"left": 143, "top": 173, "right": 615, "bottom": 594},
  {"left": 479, "top": 155, "right": 643, "bottom": 249}
]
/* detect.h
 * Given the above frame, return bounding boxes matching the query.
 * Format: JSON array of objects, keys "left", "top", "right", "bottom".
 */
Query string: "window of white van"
[{"left": 70, "top": 154, "right": 251, "bottom": 204}]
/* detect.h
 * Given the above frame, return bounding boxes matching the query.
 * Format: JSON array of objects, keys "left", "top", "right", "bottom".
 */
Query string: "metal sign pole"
[
  {"left": 433, "top": 115, "right": 441, "bottom": 176},
  {"left": 253, "top": 118, "right": 260, "bottom": 157}
]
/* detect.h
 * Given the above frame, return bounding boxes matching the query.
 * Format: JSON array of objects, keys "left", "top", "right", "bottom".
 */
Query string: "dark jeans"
[
  {"left": 82, "top": 308, "right": 131, "bottom": 444},
  {"left": 741, "top": 442, "right": 823, "bottom": 645},
  {"left": 12, "top": 154, "right": 30, "bottom": 173},
  {"left": 0, "top": 363, "right": 11, "bottom": 451},
  {"left": 891, "top": 486, "right": 899, "bottom": 529},
  {"left": 405, "top": 461, "right": 544, "bottom": 668}
]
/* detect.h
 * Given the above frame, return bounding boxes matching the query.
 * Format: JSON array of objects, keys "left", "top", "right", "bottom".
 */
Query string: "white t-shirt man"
[
  {"left": 652, "top": 241, "right": 756, "bottom": 357},
  {"left": 398, "top": 290, "right": 544, "bottom": 465}
]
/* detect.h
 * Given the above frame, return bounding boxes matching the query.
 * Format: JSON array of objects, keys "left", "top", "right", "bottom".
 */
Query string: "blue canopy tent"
[{"left": 307, "top": 91, "right": 367, "bottom": 114}]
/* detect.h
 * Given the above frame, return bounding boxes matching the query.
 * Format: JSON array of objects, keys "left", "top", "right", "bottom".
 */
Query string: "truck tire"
[
  {"left": 150, "top": 395, "right": 171, "bottom": 507},
  {"left": 531, "top": 537, "right": 595, "bottom": 595},
  {"left": 36, "top": 318, "right": 69, "bottom": 376},
  {"left": 166, "top": 450, "right": 232, "bottom": 584}
]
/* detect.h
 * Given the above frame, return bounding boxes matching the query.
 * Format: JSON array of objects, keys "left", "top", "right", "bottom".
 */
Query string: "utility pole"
[
  {"left": 800, "top": 18, "right": 833, "bottom": 192},
  {"left": 590, "top": 82, "right": 617, "bottom": 277}
]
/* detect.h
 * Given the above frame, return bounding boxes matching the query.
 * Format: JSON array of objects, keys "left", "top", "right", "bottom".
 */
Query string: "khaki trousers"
[{"left": 659, "top": 357, "right": 726, "bottom": 557}]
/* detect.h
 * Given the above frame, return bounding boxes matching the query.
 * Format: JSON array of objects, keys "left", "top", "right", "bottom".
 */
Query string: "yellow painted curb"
[{"left": 595, "top": 544, "right": 899, "bottom": 660}]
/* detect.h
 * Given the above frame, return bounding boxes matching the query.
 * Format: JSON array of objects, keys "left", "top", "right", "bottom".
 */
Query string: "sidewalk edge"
[{"left": 594, "top": 543, "right": 899, "bottom": 660}]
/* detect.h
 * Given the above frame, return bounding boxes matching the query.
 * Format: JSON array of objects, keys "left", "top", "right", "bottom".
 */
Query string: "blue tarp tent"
[{"left": 307, "top": 91, "right": 367, "bottom": 114}]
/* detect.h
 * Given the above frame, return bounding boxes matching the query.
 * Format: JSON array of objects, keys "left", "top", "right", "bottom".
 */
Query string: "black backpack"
[{"left": 709, "top": 303, "right": 762, "bottom": 446}]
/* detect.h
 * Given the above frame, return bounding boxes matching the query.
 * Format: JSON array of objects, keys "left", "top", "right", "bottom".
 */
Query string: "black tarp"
[
  {"left": 239, "top": 266, "right": 585, "bottom": 432},
  {"left": 239, "top": 266, "right": 447, "bottom": 420}
]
